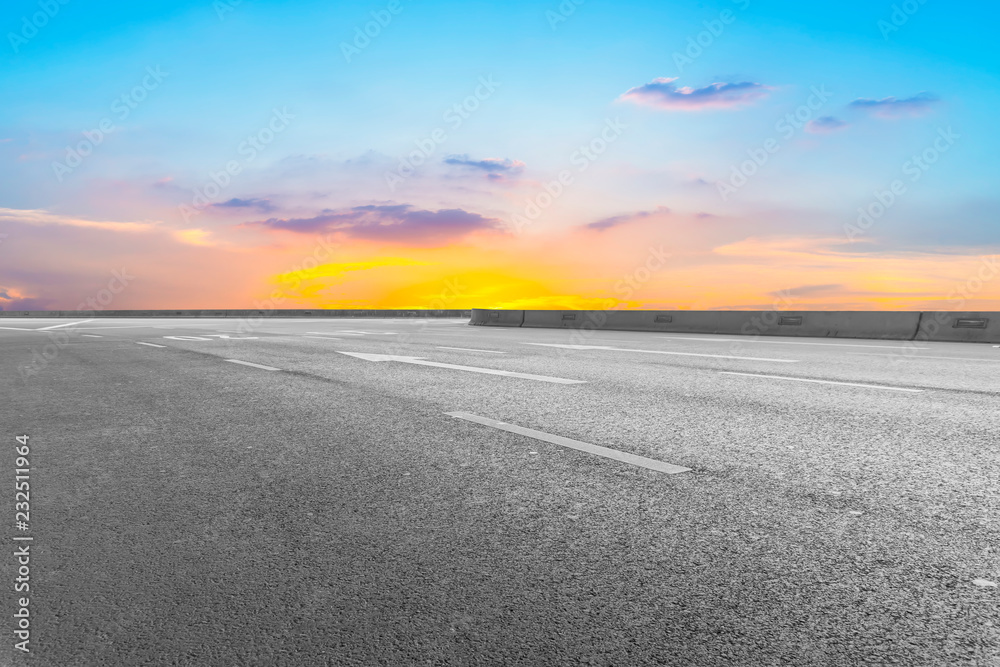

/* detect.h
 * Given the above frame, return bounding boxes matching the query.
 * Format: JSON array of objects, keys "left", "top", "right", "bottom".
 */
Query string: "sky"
[{"left": 1, "top": 0, "right": 999, "bottom": 311}]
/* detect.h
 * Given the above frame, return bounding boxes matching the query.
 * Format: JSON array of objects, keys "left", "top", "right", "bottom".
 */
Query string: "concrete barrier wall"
[
  {"left": 0, "top": 309, "right": 471, "bottom": 318},
  {"left": 913, "top": 311, "right": 1000, "bottom": 343},
  {"left": 469, "top": 308, "right": 525, "bottom": 327},
  {"left": 470, "top": 309, "right": 999, "bottom": 342}
]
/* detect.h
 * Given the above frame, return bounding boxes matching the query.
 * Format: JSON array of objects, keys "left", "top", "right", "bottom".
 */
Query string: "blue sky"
[{"left": 1, "top": 0, "right": 998, "bottom": 310}]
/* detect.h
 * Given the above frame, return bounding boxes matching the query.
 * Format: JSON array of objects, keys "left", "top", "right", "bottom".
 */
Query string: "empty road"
[{"left": 2, "top": 317, "right": 998, "bottom": 666}]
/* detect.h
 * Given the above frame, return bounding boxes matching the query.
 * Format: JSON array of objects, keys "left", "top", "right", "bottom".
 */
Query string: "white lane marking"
[
  {"left": 446, "top": 412, "right": 690, "bottom": 474},
  {"left": 307, "top": 331, "right": 364, "bottom": 336},
  {"left": 82, "top": 334, "right": 103, "bottom": 338},
  {"left": 524, "top": 343, "right": 797, "bottom": 363},
  {"left": 35, "top": 319, "right": 94, "bottom": 330},
  {"left": 224, "top": 359, "right": 281, "bottom": 371},
  {"left": 656, "top": 336, "right": 927, "bottom": 350},
  {"left": 73, "top": 325, "right": 163, "bottom": 330},
  {"left": 135, "top": 342, "right": 166, "bottom": 348},
  {"left": 849, "top": 352, "right": 1000, "bottom": 363},
  {"left": 0, "top": 326, "right": 35, "bottom": 331},
  {"left": 301, "top": 335, "right": 345, "bottom": 340},
  {"left": 338, "top": 351, "right": 584, "bottom": 384},
  {"left": 437, "top": 346, "right": 506, "bottom": 354},
  {"left": 720, "top": 371, "right": 923, "bottom": 393}
]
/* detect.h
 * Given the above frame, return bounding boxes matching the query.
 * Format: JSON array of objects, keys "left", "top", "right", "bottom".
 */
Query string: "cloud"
[
  {"left": 586, "top": 206, "right": 671, "bottom": 231},
  {"left": 444, "top": 154, "right": 526, "bottom": 174},
  {"left": 212, "top": 197, "right": 276, "bottom": 213},
  {"left": 805, "top": 116, "right": 849, "bottom": 134},
  {"left": 619, "top": 77, "right": 771, "bottom": 111},
  {"left": 0, "top": 208, "right": 156, "bottom": 233},
  {"left": 769, "top": 283, "right": 843, "bottom": 298},
  {"left": 246, "top": 204, "right": 505, "bottom": 245},
  {"left": 848, "top": 92, "right": 939, "bottom": 118}
]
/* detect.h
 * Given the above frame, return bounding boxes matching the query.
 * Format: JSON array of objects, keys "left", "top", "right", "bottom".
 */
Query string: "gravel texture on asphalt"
[{"left": 1, "top": 317, "right": 997, "bottom": 666}]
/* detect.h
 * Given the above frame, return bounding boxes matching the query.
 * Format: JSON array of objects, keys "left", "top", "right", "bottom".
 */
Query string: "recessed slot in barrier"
[
  {"left": 954, "top": 318, "right": 988, "bottom": 328},
  {"left": 779, "top": 316, "right": 803, "bottom": 326},
  {"left": 654, "top": 315, "right": 673, "bottom": 323},
  {"left": 562, "top": 314, "right": 577, "bottom": 321}
]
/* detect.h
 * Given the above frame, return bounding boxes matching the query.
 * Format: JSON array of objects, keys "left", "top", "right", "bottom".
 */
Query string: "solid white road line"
[
  {"left": 36, "top": 319, "right": 94, "bottom": 330},
  {"left": 339, "top": 351, "right": 584, "bottom": 384},
  {"left": 437, "top": 346, "right": 506, "bottom": 354},
  {"left": 82, "top": 334, "right": 103, "bottom": 338},
  {"left": 0, "top": 327, "right": 34, "bottom": 331},
  {"left": 135, "top": 342, "right": 166, "bottom": 348},
  {"left": 849, "top": 352, "right": 1000, "bottom": 363},
  {"left": 224, "top": 359, "right": 281, "bottom": 371},
  {"left": 719, "top": 371, "right": 923, "bottom": 392},
  {"left": 525, "top": 342, "right": 797, "bottom": 363},
  {"left": 445, "top": 412, "right": 690, "bottom": 474},
  {"left": 657, "top": 336, "right": 927, "bottom": 350}
]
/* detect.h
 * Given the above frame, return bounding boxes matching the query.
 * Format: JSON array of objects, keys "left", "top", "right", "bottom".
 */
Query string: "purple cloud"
[
  {"left": 212, "top": 197, "right": 276, "bottom": 213},
  {"left": 619, "top": 78, "right": 771, "bottom": 111},
  {"left": 444, "top": 155, "right": 526, "bottom": 174},
  {"left": 805, "top": 116, "right": 849, "bottom": 134},
  {"left": 848, "top": 92, "right": 939, "bottom": 118},
  {"left": 245, "top": 204, "right": 504, "bottom": 245}
]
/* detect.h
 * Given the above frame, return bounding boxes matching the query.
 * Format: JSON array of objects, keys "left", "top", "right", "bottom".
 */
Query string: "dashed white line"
[
  {"left": 300, "top": 335, "right": 344, "bottom": 340},
  {"left": 446, "top": 412, "right": 690, "bottom": 474},
  {"left": 224, "top": 359, "right": 281, "bottom": 371},
  {"left": 720, "top": 371, "right": 923, "bottom": 392},
  {"left": 36, "top": 319, "right": 94, "bottom": 330},
  {"left": 82, "top": 334, "right": 103, "bottom": 338},
  {"left": 135, "top": 341, "right": 166, "bottom": 348},
  {"left": 525, "top": 342, "right": 797, "bottom": 363},
  {"left": 437, "top": 346, "right": 506, "bottom": 354}
]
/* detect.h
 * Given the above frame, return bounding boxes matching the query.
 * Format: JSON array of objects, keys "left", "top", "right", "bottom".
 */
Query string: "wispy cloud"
[
  {"left": 0, "top": 208, "right": 157, "bottom": 233},
  {"left": 769, "top": 283, "right": 843, "bottom": 298},
  {"left": 444, "top": 154, "right": 525, "bottom": 174},
  {"left": 586, "top": 206, "right": 671, "bottom": 231},
  {"left": 211, "top": 197, "right": 276, "bottom": 213},
  {"left": 619, "top": 78, "right": 771, "bottom": 111},
  {"left": 245, "top": 204, "right": 505, "bottom": 245},
  {"left": 805, "top": 116, "right": 849, "bottom": 134},
  {"left": 848, "top": 92, "right": 939, "bottom": 118}
]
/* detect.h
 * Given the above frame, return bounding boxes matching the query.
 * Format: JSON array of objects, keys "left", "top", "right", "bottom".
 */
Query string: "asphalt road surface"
[{"left": 2, "top": 317, "right": 998, "bottom": 666}]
